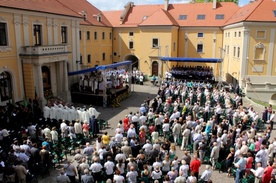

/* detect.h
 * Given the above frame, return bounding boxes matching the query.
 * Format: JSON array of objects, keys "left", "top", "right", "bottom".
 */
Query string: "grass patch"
[{"left": 250, "top": 98, "right": 276, "bottom": 110}]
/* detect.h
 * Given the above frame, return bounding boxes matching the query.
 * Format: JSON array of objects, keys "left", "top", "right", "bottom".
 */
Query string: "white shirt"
[
  {"left": 104, "top": 161, "right": 115, "bottom": 175},
  {"left": 251, "top": 167, "right": 264, "bottom": 178},
  {"left": 89, "top": 162, "right": 102, "bottom": 173},
  {"left": 142, "top": 143, "right": 153, "bottom": 153},
  {"left": 163, "top": 123, "right": 170, "bottom": 132},
  {"left": 114, "top": 174, "right": 125, "bottom": 183}
]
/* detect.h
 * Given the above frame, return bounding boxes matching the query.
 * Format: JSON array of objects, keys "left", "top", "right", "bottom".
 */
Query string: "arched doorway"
[
  {"left": 0, "top": 72, "right": 12, "bottom": 102},
  {"left": 152, "top": 61, "right": 159, "bottom": 76},
  {"left": 42, "top": 66, "right": 51, "bottom": 90},
  {"left": 125, "top": 55, "right": 139, "bottom": 70},
  {"left": 270, "top": 93, "right": 276, "bottom": 105}
]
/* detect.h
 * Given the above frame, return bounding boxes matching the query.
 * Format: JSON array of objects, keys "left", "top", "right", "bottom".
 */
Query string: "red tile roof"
[
  {"left": 169, "top": 2, "right": 240, "bottom": 27},
  {"left": 104, "top": 2, "right": 240, "bottom": 27},
  {"left": 139, "top": 8, "right": 178, "bottom": 26},
  {"left": 225, "top": 0, "right": 276, "bottom": 25},
  {"left": 57, "top": 0, "right": 112, "bottom": 26},
  {"left": 0, "top": 0, "right": 81, "bottom": 18}
]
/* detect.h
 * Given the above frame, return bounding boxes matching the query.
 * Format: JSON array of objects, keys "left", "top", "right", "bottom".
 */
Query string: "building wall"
[
  {"left": 80, "top": 25, "right": 113, "bottom": 69},
  {"left": 223, "top": 25, "right": 244, "bottom": 83}
]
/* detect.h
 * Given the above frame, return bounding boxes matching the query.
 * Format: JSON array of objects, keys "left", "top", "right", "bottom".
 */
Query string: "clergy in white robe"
[
  {"left": 56, "top": 106, "right": 63, "bottom": 120},
  {"left": 60, "top": 120, "right": 68, "bottom": 138},
  {"left": 50, "top": 106, "right": 56, "bottom": 119},
  {"left": 74, "top": 120, "right": 83, "bottom": 135},
  {"left": 77, "top": 108, "right": 83, "bottom": 122},
  {"left": 82, "top": 110, "right": 90, "bottom": 123},
  {"left": 61, "top": 107, "right": 69, "bottom": 121},
  {"left": 88, "top": 106, "right": 100, "bottom": 119},
  {"left": 43, "top": 106, "right": 51, "bottom": 119}
]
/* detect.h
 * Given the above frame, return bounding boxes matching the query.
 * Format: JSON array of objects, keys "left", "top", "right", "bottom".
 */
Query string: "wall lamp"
[{"left": 76, "top": 60, "right": 83, "bottom": 64}]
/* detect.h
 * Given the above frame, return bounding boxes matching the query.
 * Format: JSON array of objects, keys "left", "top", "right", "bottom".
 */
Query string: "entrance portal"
[
  {"left": 152, "top": 61, "right": 159, "bottom": 76},
  {"left": 42, "top": 66, "right": 51, "bottom": 90},
  {"left": 125, "top": 55, "right": 139, "bottom": 70}
]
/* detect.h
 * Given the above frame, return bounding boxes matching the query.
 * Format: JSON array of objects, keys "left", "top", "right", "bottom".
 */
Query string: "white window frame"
[
  {"left": 197, "top": 32, "right": 204, "bottom": 38},
  {"left": 129, "top": 40, "right": 134, "bottom": 49},
  {"left": 32, "top": 22, "right": 43, "bottom": 46},
  {"left": 256, "top": 30, "right": 266, "bottom": 40},
  {"left": 60, "top": 25, "right": 68, "bottom": 44},
  {"left": 254, "top": 42, "right": 266, "bottom": 61},
  {"left": 197, "top": 43, "right": 204, "bottom": 53},
  {"left": 0, "top": 20, "right": 9, "bottom": 47},
  {"left": 152, "top": 38, "right": 159, "bottom": 48}
]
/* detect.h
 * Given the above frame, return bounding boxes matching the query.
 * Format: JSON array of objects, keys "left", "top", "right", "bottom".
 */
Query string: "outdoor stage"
[{"left": 71, "top": 86, "right": 129, "bottom": 106}]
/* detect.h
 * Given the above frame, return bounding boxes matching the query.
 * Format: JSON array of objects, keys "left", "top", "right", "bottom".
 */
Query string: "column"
[
  {"left": 22, "top": 15, "right": 30, "bottom": 46},
  {"left": 13, "top": 14, "right": 23, "bottom": 101},
  {"left": 53, "top": 19, "right": 58, "bottom": 44},
  {"left": 184, "top": 31, "right": 188, "bottom": 59},
  {"left": 35, "top": 64, "right": 46, "bottom": 107},
  {"left": 47, "top": 18, "right": 53, "bottom": 45},
  {"left": 212, "top": 31, "right": 217, "bottom": 73},
  {"left": 267, "top": 29, "right": 275, "bottom": 76},
  {"left": 241, "top": 28, "right": 250, "bottom": 87},
  {"left": 64, "top": 61, "right": 69, "bottom": 91},
  {"left": 59, "top": 61, "right": 64, "bottom": 91}
]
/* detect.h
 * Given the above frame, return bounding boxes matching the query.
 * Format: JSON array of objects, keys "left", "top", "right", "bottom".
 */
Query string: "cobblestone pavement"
[{"left": 40, "top": 82, "right": 273, "bottom": 183}]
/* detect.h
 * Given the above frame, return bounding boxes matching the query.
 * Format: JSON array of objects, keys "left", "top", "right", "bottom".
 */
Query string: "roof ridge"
[
  {"left": 55, "top": 0, "right": 82, "bottom": 17},
  {"left": 244, "top": 0, "right": 264, "bottom": 21}
]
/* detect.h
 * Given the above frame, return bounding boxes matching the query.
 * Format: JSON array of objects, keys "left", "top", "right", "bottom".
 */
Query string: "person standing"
[
  {"left": 81, "top": 169, "right": 94, "bottom": 183},
  {"left": 268, "top": 111, "right": 275, "bottom": 130},
  {"left": 56, "top": 170, "right": 71, "bottom": 183},
  {"left": 190, "top": 155, "right": 201, "bottom": 180},
  {"left": 234, "top": 154, "right": 246, "bottom": 183},
  {"left": 251, "top": 162, "right": 264, "bottom": 183},
  {"left": 64, "top": 160, "right": 77, "bottom": 183},
  {"left": 200, "top": 165, "right": 212, "bottom": 183},
  {"left": 14, "top": 161, "right": 27, "bottom": 183}
]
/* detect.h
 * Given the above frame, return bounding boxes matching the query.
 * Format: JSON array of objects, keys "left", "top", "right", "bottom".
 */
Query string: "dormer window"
[
  {"left": 197, "top": 14, "right": 205, "bottom": 20},
  {"left": 142, "top": 16, "right": 148, "bottom": 21}
]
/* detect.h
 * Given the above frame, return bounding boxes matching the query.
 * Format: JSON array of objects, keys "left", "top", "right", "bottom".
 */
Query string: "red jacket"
[{"left": 190, "top": 159, "right": 201, "bottom": 173}]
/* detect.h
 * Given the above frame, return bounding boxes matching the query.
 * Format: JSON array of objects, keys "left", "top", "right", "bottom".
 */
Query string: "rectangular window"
[
  {"left": 234, "top": 32, "right": 237, "bottom": 37},
  {"left": 129, "top": 32, "right": 134, "bottom": 36},
  {"left": 102, "top": 32, "right": 105, "bottom": 40},
  {"left": 197, "top": 14, "right": 205, "bottom": 20},
  {"left": 0, "top": 23, "right": 8, "bottom": 46},
  {"left": 179, "top": 15, "right": 187, "bottom": 20},
  {"left": 233, "top": 46, "right": 236, "bottom": 57},
  {"left": 79, "top": 31, "right": 82, "bottom": 40},
  {"left": 102, "top": 53, "right": 106, "bottom": 61},
  {"left": 227, "top": 46, "right": 229, "bottom": 54},
  {"left": 197, "top": 44, "right": 203, "bottom": 52},
  {"left": 87, "top": 54, "right": 91, "bottom": 63},
  {"left": 215, "top": 14, "right": 224, "bottom": 19},
  {"left": 129, "top": 41, "right": 134, "bottom": 49},
  {"left": 237, "top": 47, "right": 240, "bottom": 58},
  {"left": 87, "top": 31, "right": 90, "bottom": 40},
  {"left": 197, "top": 33, "right": 204, "bottom": 38},
  {"left": 152, "top": 38, "right": 159, "bottom": 48},
  {"left": 33, "top": 24, "right": 42, "bottom": 46},
  {"left": 173, "top": 42, "right": 176, "bottom": 51},
  {"left": 228, "top": 32, "right": 230, "bottom": 37},
  {"left": 238, "top": 31, "right": 241, "bottom": 37},
  {"left": 80, "top": 55, "right": 82, "bottom": 63},
  {"left": 273, "top": 10, "right": 276, "bottom": 17},
  {"left": 256, "top": 30, "right": 266, "bottom": 39},
  {"left": 225, "top": 33, "right": 227, "bottom": 38},
  {"left": 255, "top": 48, "right": 264, "bottom": 60},
  {"left": 61, "top": 26, "right": 67, "bottom": 43},
  {"left": 110, "top": 32, "right": 112, "bottom": 39},
  {"left": 94, "top": 31, "right": 97, "bottom": 40}
]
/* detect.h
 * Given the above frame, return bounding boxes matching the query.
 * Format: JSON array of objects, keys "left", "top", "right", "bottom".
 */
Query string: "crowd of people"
[
  {"left": 0, "top": 76, "right": 275, "bottom": 183},
  {"left": 168, "top": 66, "right": 215, "bottom": 83}
]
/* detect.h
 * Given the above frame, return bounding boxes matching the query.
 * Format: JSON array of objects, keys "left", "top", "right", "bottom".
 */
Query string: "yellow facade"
[{"left": 80, "top": 25, "right": 113, "bottom": 68}]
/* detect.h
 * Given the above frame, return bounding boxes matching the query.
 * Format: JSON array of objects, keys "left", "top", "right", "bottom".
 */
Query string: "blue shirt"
[{"left": 236, "top": 157, "right": 246, "bottom": 170}]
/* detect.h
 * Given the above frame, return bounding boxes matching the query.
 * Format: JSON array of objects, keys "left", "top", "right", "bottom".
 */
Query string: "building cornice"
[{"left": 0, "top": 7, "right": 82, "bottom": 21}]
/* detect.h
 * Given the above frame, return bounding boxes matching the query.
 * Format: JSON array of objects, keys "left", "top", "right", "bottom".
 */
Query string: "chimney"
[
  {"left": 164, "top": 0, "right": 169, "bottom": 11},
  {"left": 213, "top": 0, "right": 217, "bottom": 9},
  {"left": 120, "top": 2, "right": 134, "bottom": 24}
]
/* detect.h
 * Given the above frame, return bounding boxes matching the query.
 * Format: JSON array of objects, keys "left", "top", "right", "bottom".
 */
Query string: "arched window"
[{"left": 0, "top": 72, "right": 12, "bottom": 102}]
